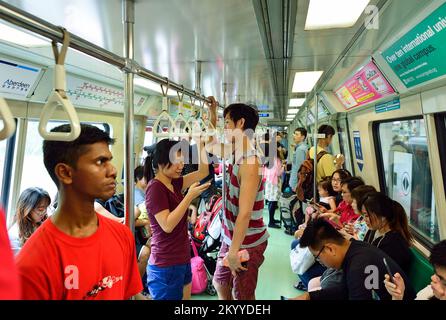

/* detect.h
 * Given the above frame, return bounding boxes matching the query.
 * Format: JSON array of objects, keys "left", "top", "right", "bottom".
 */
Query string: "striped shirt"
[{"left": 222, "top": 152, "right": 269, "bottom": 248}]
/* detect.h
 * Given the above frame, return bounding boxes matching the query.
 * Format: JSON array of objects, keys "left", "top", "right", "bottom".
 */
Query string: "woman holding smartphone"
[{"left": 144, "top": 138, "right": 210, "bottom": 300}]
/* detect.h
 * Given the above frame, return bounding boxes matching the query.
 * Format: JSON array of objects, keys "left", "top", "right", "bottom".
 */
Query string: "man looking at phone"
[
  {"left": 291, "top": 219, "right": 416, "bottom": 300},
  {"left": 205, "top": 98, "right": 269, "bottom": 300},
  {"left": 289, "top": 128, "right": 308, "bottom": 193}
]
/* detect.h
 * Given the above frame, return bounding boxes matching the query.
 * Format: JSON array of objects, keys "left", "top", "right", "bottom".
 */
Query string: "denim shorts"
[{"left": 147, "top": 263, "right": 192, "bottom": 300}]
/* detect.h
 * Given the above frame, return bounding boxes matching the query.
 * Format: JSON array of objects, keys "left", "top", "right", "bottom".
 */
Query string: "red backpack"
[
  {"left": 296, "top": 150, "right": 328, "bottom": 201},
  {"left": 193, "top": 196, "right": 223, "bottom": 241}
]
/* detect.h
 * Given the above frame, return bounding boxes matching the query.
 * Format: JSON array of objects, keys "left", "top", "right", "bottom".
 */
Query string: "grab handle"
[
  {"left": 0, "top": 97, "right": 16, "bottom": 140},
  {"left": 39, "top": 28, "right": 80, "bottom": 141}
]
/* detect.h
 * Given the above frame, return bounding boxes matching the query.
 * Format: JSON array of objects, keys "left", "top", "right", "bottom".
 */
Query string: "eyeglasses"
[
  {"left": 313, "top": 245, "right": 325, "bottom": 262},
  {"left": 331, "top": 178, "right": 341, "bottom": 183},
  {"left": 33, "top": 207, "right": 47, "bottom": 216}
]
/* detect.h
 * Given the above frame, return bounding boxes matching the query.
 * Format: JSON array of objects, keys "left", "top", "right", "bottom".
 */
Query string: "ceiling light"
[
  {"left": 292, "top": 71, "right": 323, "bottom": 93},
  {"left": 288, "top": 109, "right": 299, "bottom": 115},
  {"left": 305, "top": 0, "right": 370, "bottom": 30},
  {"left": 0, "top": 22, "right": 49, "bottom": 47},
  {"left": 289, "top": 98, "right": 305, "bottom": 107},
  {"left": 134, "top": 77, "right": 176, "bottom": 96}
]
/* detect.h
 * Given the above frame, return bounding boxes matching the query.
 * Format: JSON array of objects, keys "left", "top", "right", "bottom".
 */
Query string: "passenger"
[
  {"left": 319, "top": 176, "right": 364, "bottom": 228},
  {"left": 16, "top": 124, "right": 143, "bottom": 300},
  {"left": 206, "top": 98, "right": 269, "bottom": 300},
  {"left": 291, "top": 218, "right": 416, "bottom": 300},
  {"left": 308, "top": 186, "right": 413, "bottom": 293},
  {"left": 144, "top": 138, "right": 210, "bottom": 300},
  {"left": 330, "top": 169, "right": 352, "bottom": 206},
  {"left": 308, "top": 125, "right": 345, "bottom": 183},
  {"left": 289, "top": 127, "right": 308, "bottom": 193},
  {"left": 361, "top": 192, "right": 413, "bottom": 273},
  {"left": 0, "top": 206, "right": 21, "bottom": 299},
  {"left": 300, "top": 177, "right": 337, "bottom": 230},
  {"left": 384, "top": 240, "right": 446, "bottom": 300},
  {"left": 8, "top": 187, "right": 51, "bottom": 255},
  {"left": 134, "top": 165, "right": 151, "bottom": 239},
  {"left": 343, "top": 185, "right": 377, "bottom": 240},
  {"left": 263, "top": 148, "right": 284, "bottom": 229}
]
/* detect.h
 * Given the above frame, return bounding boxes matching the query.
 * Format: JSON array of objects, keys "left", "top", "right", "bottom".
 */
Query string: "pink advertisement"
[{"left": 334, "top": 61, "right": 395, "bottom": 109}]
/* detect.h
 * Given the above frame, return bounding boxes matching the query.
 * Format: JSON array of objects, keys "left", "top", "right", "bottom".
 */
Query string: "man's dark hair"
[
  {"left": 223, "top": 103, "right": 259, "bottom": 133},
  {"left": 134, "top": 165, "right": 144, "bottom": 183},
  {"left": 318, "top": 124, "right": 335, "bottom": 138},
  {"left": 43, "top": 124, "right": 115, "bottom": 187},
  {"left": 341, "top": 176, "right": 365, "bottom": 192},
  {"left": 429, "top": 240, "right": 446, "bottom": 268},
  {"left": 299, "top": 218, "right": 345, "bottom": 250},
  {"left": 295, "top": 127, "right": 307, "bottom": 139}
]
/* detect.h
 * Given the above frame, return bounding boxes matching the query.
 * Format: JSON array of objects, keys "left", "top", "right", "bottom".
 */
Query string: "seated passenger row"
[{"left": 287, "top": 169, "right": 445, "bottom": 300}]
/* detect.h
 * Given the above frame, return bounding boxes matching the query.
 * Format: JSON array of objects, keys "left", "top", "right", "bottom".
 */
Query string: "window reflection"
[{"left": 378, "top": 119, "right": 439, "bottom": 244}]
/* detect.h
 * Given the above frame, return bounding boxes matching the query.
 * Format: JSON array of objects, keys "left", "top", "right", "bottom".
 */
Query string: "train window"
[
  {"left": 144, "top": 127, "right": 153, "bottom": 147},
  {"left": 20, "top": 121, "right": 110, "bottom": 203},
  {"left": 375, "top": 118, "right": 439, "bottom": 245}
]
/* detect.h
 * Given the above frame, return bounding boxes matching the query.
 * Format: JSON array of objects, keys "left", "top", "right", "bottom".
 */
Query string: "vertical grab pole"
[
  {"left": 123, "top": 0, "right": 135, "bottom": 233},
  {"left": 313, "top": 91, "right": 319, "bottom": 202},
  {"left": 222, "top": 83, "right": 228, "bottom": 217},
  {"left": 305, "top": 93, "right": 309, "bottom": 137}
]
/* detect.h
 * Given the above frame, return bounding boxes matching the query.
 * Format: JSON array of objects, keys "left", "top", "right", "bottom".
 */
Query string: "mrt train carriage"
[{"left": 0, "top": 0, "right": 445, "bottom": 301}]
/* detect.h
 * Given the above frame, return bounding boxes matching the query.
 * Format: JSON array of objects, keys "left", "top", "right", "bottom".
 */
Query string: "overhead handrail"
[
  {"left": 0, "top": 97, "right": 16, "bottom": 140},
  {"left": 172, "top": 86, "right": 191, "bottom": 138},
  {"left": 153, "top": 79, "right": 175, "bottom": 138},
  {"left": 38, "top": 28, "right": 81, "bottom": 141}
]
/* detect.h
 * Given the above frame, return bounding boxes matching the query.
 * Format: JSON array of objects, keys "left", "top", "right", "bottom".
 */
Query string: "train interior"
[{"left": 1, "top": 0, "right": 446, "bottom": 300}]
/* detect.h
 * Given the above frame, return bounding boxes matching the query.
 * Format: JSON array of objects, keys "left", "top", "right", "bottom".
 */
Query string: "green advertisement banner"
[{"left": 381, "top": 2, "right": 446, "bottom": 88}]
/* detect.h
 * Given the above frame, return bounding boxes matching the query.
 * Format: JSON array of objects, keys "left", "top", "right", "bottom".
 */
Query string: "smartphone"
[
  {"left": 383, "top": 258, "right": 394, "bottom": 283},
  {"left": 198, "top": 175, "right": 213, "bottom": 185}
]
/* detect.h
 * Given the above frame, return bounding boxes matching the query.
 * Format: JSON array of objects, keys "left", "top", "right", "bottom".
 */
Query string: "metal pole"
[
  {"left": 0, "top": 1, "right": 217, "bottom": 107},
  {"left": 123, "top": 0, "right": 135, "bottom": 232},
  {"left": 305, "top": 93, "right": 309, "bottom": 136},
  {"left": 195, "top": 61, "right": 202, "bottom": 95},
  {"left": 222, "top": 82, "right": 227, "bottom": 217},
  {"left": 313, "top": 91, "right": 319, "bottom": 201}
]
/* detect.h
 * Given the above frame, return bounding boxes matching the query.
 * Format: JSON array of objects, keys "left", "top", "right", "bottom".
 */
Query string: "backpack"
[
  {"left": 103, "top": 194, "right": 125, "bottom": 218},
  {"left": 296, "top": 150, "right": 328, "bottom": 201}
]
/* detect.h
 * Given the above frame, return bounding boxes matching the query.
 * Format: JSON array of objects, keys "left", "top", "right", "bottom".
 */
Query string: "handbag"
[
  {"left": 190, "top": 240, "right": 208, "bottom": 294},
  {"left": 290, "top": 245, "right": 315, "bottom": 275}
]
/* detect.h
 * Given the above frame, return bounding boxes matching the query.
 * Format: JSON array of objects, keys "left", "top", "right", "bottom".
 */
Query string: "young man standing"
[
  {"left": 206, "top": 98, "right": 269, "bottom": 300},
  {"left": 289, "top": 127, "right": 308, "bottom": 192},
  {"left": 16, "top": 124, "right": 142, "bottom": 300},
  {"left": 308, "top": 124, "right": 345, "bottom": 182}
]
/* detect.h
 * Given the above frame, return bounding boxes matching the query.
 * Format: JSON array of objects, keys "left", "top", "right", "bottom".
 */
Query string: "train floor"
[{"left": 191, "top": 207, "right": 305, "bottom": 300}]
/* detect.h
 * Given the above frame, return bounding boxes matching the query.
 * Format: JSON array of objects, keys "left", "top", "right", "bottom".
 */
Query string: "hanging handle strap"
[
  {"left": 160, "top": 78, "right": 170, "bottom": 111},
  {"left": 39, "top": 28, "right": 80, "bottom": 141},
  {"left": 153, "top": 79, "right": 175, "bottom": 138},
  {"left": 172, "top": 87, "right": 191, "bottom": 138},
  {"left": 0, "top": 97, "right": 16, "bottom": 140}
]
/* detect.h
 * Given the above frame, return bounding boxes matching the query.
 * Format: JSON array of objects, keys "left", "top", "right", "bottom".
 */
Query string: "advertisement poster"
[
  {"left": 381, "top": 2, "right": 446, "bottom": 88},
  {"left": 334, "top": 61, "right": 395, "bottom": 109}
]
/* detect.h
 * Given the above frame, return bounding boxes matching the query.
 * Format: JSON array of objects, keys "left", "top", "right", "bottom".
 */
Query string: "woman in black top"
[{"left": 361, "top": 192, "right": 413, "bottom": 273}]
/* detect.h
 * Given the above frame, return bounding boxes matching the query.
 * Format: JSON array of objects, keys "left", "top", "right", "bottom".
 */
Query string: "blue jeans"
[{"left": 147, "top": 263, "right": 192, "bottom": 300}]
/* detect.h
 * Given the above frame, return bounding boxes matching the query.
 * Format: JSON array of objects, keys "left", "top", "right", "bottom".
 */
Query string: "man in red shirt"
[{"left": 16, "top": 124, "right": 142, "bottom": 300}]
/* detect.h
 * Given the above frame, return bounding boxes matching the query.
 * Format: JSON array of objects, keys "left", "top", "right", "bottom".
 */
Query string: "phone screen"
[
  {"left": 383, "top": 258, "right": 394, "bottom": 283},
  {"left": 199, "top": 176, "right": 212, "bottom": 185}
]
